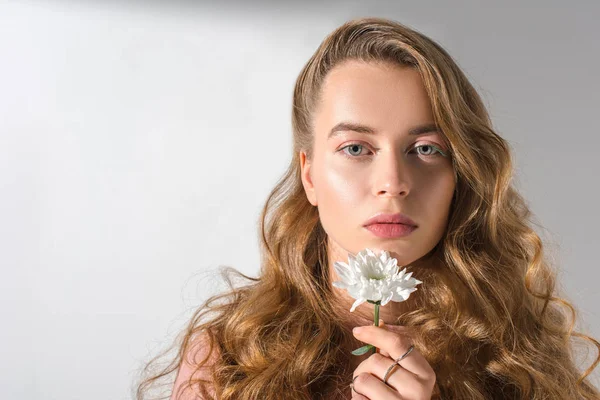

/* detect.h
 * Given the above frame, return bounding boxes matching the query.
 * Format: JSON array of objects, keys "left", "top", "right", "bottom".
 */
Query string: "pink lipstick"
[
  {"left": 363, "top": 212, "right": 417, "bottom": 238},
  {"left": 365, "top": 223, "right": 416, "bottom": 238}
]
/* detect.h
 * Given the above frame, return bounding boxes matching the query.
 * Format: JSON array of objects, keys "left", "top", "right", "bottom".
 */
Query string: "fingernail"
[{"left": 353, "top": 326, "right": 362, "bottom": 334}]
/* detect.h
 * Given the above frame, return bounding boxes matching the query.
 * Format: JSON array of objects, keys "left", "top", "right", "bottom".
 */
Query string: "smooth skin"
[{"left": 299, "top": 60, "right": 455, "bottom": 398}]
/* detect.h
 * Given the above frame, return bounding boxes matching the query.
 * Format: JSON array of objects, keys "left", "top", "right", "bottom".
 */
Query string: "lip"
[
  {"left": 363, "top": 212, "right": 417, "bottom": 227},
  {"left": 364, "top": 223, "right": 417, "bottom": 238}
]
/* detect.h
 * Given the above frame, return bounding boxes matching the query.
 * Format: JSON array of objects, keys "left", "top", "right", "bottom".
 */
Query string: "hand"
[{"left": 350, "top": 321, "right": 436, "bottom": 400}]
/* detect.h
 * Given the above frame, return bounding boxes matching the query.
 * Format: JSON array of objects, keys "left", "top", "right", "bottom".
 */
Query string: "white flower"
[{"left": 332, "top": 248, "right": 423, "bottom": 312}]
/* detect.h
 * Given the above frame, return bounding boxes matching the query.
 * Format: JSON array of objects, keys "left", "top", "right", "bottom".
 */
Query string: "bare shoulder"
[{"left": 170, "top": 331, "right": 221, "bottom": 400}]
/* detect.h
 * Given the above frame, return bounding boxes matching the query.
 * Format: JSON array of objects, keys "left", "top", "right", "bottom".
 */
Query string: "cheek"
[
  {"left": 319, "top": 163, "right": 366, "bottom": 208},
  {"left": 312, "top": 158, "right": 369, "bottom": 236},
  {"left": 418, "top": 168, "right": 455, "bottom": 223}
]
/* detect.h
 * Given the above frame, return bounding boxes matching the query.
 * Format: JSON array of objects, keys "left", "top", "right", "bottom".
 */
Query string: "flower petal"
[
  {"left": 347, "top": 285, "right": 363, "bottom": 300},
  {"left": 397, "top": 267, "right": 407, "bottom": 279},
  {"left": 333, "top": 261, "right": 355, "bottom": 285},
  {"left": 383, "top": 259, "right": 399, "bottom": 276},
  {"left": 380, "top": 290, "right": 394, "bottom": 306},
  {"left": 391, "top": 287, "right": 418, "bottom": 302},
  {"left": 379, "top": 250, "right": 393, "bottom": 267},
  {"left": 350, "top": 297, "right": 367, "bottom": 312},
  {"left": 332, "top": 280, "right": 349, "bottom": 290}
]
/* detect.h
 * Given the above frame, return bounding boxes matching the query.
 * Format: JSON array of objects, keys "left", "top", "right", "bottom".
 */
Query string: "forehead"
[{"left": 314, "top": 60, "right": 434, "bottom": 137}]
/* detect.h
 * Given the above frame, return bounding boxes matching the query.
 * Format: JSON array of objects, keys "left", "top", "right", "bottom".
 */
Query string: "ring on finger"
[
  {"left": 395, "top": 344, "right": 415, "bottom": 364},
  {"left": 383, "top": 344, "right": 415, "bottom": 385},
  {"left": 382, "top": 360, "right": 400, "bottom": 385},
  {"left": 349, "top": 375, "right": 358, "bottom": 393}
]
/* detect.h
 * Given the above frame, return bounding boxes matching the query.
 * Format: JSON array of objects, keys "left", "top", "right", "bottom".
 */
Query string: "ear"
[{"left": 299, "top": 151, "right": 318, "bottom": 206}]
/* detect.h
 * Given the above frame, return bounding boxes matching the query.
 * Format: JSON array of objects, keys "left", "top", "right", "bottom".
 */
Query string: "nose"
[{"left": 372, "top": 153, "right": 411, "bottom": 198}]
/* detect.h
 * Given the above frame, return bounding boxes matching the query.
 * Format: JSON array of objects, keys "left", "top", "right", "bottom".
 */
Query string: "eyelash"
[{"left": 338, "top": 142, "right": 448, "bottom": 160}]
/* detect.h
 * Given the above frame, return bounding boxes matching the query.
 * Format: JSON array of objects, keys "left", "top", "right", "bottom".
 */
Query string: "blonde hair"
[{"left": 135, "top": 17, "right": 600, "bottom": 399}]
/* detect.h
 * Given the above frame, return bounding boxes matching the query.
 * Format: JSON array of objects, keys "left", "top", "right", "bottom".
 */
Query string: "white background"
[{"left": 1, "top": 1, "right": 598, "bottom": 399}]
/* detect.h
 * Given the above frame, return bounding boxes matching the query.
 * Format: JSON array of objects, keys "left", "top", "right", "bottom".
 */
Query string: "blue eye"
[
  {"left": 412, "top": 144, "right": 447, "bottom": 157},
  {"left": 339, "top": 143, "right": 372, "bottom": 158},
  {"left": 338, "top": 143, "right": 448, "bottom": 160}
]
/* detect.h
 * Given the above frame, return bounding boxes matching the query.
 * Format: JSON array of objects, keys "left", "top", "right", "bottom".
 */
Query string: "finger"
[
  {"left": 354, "top": 353, "right": 431, "bottom": 398},
  {"left": 374, "top": 320, "right": 391, "bottom": 358},
  {"left": 350, "top": 376, "right": 370, "bottom": 399},
  {"left": 352, "top": 371, "right": 401, "bottom": 400},
  {"left": 352, "top": 325, "right": 434, "bottom": 380}
]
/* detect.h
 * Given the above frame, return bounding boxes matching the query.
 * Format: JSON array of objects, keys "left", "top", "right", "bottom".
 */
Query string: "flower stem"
[
  {"left": 351, "top": 300, "right": 382, "bottom": 357},
  {"left": 372, "top": 302, "right": 380, "bottom": 355}
]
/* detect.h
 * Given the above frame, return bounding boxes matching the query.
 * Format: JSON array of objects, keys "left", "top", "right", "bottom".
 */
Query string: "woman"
[{"left": 136, "top": 17, "right": 600, "bottom": 399}]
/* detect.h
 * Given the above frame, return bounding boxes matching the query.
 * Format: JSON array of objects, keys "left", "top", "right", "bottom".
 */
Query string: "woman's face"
[{"left": 300, "top": 60, "right": 456, "bottom": 269}]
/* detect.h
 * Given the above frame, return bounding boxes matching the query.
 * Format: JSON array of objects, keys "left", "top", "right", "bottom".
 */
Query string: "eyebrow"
[{"left": 327, "top": 121, "right": 441, "bottom": 140}]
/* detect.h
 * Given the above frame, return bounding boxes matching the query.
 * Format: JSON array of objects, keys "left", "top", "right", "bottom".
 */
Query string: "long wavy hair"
[{"left": 135, "top": 17, "right": 600, "bottom": 400}]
